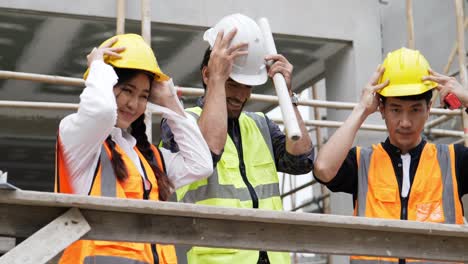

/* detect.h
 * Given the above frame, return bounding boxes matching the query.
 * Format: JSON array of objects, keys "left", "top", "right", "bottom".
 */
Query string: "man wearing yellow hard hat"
[{"left": 313, "top": 47, "right": 468, "bottom": 264}]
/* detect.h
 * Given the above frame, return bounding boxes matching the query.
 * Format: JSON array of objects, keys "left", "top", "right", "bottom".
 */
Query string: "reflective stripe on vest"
[
  {"left": 436, "top": 144, "right": 456, "bottom": 224},
  {"left": 357, "top": 144, "right": 457, "bottom": 224},
  {"left": 353, "top": 143, "right": 463, "bottom": 264},
  {"left": 180, "top": 109, "right": 279, "bottom": 203},
  {"left": 84, "top": 255, "right": 150, "bottom": 264},
  {"left": 178, "top": 107, "right": 289, "bottom": 264},
  {"left": 100, "top": 144, "right": 116, "bottom": 197},
  {"left": 56, "top": 137, "right": 177, "bottom": 264}
]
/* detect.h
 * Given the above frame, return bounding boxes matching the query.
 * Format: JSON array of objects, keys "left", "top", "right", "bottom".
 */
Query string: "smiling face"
[
  {"left": 380, "top": 97, "right": 431, "bottom": 153},
  {"left": 113, "top": 71, "right": 152, "bottom": 129},
  {"left": 225, "top": 78, "right": 252, "bottom": 118}
]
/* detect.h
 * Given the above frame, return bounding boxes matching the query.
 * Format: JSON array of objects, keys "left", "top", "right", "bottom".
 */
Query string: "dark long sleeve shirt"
[
  {"left": 160, "top": 97, "right": 314, "bottom": 175},
  {"left": 316, "top": 138, "right": 468, "bottom": 207}
]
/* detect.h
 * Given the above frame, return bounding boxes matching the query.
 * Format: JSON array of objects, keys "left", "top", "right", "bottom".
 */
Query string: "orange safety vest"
[
  {"left": 351, "top": 143, "right": 464, "bottom": 264},
  {"left": 55, "top": 136, "right": 178, "bottom": 264}
]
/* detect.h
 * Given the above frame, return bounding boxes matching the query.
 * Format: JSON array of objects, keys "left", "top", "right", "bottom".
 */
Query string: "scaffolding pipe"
[
  {"left": 141, "top": 0, "right": 151, "bottom": 44},
  {"left": 281, "top": 180, "right": 317, "bottom": 199},
  {"left": 0, "top": 71, "right": 84, "bottom": 87},
  {"left": 142, "top": 88, "right": 458, "bottom": 116},
  {"left": 312, "top": 85, "right": 323, "bottom": 147},
  {"left": 289, "top": 174, "right": 297, "bottom": 212},
  {"left": 0, "top": 100, "right": 463, "bottom": 138},
  {"left": 431, "top": 17, "right": 468, "bottom": 132},
  {"left": 455, "top": 0, "right": 468, "bottom": 146},
  {"left": 312, "top": 85, "right": 330, "bottom": 215},
  {"left": 0, "top": 101, "right": 78, "bottom": 110},
  {"left": 451, "top": 138, "right": 465, "bottom": 145},
  {"left": 116, "top": 0, "right": 126, "bottom": 34},
  {"left": 424, "top": 115, "right": 453, "bottom": 129},
  {"left": 0, "top": 70, "right": 463, "bottom": 115},
  {"left": 291, "top": 194, "right": 330, "bottom": 212},
  {"left": 141, "top": 0, "right": 152, "bottom": 141},
  {"left": 272, "top": 117, "right": 463, "bottom": 137},
  {"left": 444, "top": 43, "right": 458, "bottom": 75},
  {"left": 406, "top": 0, "right": 415, "bottom": 49},
  {"left": 443, "top": 18, "right": 468, "bottom": 75}
]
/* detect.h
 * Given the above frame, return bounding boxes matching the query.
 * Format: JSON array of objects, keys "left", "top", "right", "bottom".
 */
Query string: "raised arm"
[
  {"left": 198, "top": 29, "right": 248, "bottom": 154},
  {"left": 59, "top": 38, "right": 125, "bottom": 193},
  {"left": 265, "top": 54, "right": 312, "bottom": 156},
  {"left": 149, "top": 79, "right": 213, "bottom": 189},
  {"left": 314, "top": 66, "right": 389, "bottom": 183}
]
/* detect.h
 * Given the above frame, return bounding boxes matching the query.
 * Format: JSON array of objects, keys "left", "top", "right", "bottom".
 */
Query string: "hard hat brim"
[
  {"left": 83, "top": 66, "right": 170, "bottom": 82},
  {"left": 378, "top": 82, "right": 437, "bottom": 97},
  {"left": 83, "top": 34, "right": 170, "bottom": 82},
  {"left": 230, "top": 70, "right": 268, "bottom": 86}
]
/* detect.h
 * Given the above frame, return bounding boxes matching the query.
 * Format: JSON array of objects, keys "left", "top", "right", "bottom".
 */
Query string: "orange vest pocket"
[
  {"left": 374, "top": 187, "right": 397, "bottom": 203},
  {"left": 415, "top": 200, "right": 444, "bottom": 222}
]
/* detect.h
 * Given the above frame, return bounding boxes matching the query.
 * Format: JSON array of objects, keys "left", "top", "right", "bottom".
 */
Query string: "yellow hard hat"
[
  {"left": 378, "top": 47, "right": 437, "bottom": 97},
  {"left": 83, "top": 33, "right": 169, "bottom": 81}
]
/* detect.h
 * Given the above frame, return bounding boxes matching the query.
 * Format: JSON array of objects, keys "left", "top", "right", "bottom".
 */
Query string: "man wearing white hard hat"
[{"left": 161, "top": 13, "right": 313, "bottom": 264}]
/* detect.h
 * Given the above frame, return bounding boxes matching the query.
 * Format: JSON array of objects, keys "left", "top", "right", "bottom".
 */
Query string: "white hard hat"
[{"left": 203, "top": 13, "right": 268, "bottom": 86}]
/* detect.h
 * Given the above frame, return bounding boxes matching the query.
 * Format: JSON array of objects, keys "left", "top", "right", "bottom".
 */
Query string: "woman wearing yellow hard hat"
[{"left": 55, "top": 34, "right": 213, "bottom": 264}]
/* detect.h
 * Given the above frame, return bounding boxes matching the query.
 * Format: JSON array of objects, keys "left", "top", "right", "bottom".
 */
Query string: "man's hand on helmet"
[
  {"left": 423, "top": 70, "right": 468, "bottom": 108},
  {"left": 265, "top": 54, "right": 294, "bottom": 94},
  {"left": 208, "top": 28, "right": 248, "bottom": 84},
  {"left": 358, "top": 65, "right": 389, "bottom": 116}
]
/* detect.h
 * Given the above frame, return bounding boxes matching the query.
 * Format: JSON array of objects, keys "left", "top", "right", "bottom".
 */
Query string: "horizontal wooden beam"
[{"left": 0, "top": 190, "right": 467, "bottom": 262}]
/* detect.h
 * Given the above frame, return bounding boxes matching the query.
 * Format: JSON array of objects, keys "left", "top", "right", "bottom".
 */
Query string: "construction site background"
[{"left": 0, "top": 1, "right": 468, "bottom": 264}]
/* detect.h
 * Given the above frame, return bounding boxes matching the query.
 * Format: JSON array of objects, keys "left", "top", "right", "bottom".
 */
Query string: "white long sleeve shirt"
[{"left": 59, "top": 60, "right": 212, "bottom": 195}]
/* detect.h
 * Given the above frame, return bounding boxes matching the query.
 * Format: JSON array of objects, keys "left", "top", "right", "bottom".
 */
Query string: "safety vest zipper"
[{"left": 239, "top": 161, "right": 259, "bottom": 208}]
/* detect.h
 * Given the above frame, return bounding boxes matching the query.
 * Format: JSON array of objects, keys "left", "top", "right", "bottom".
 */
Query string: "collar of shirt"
[
  {"left": 382, "top": 137, "right": 426, "bottom": 158},
  {"left": 196, "top": 96, "right": 205, "bottom": 108},
  {"left": 110, "top": 127, "right": 136, "bottom": 148},
  {"left": 381, "top": 137, "right": 427, "bottom": 199}
]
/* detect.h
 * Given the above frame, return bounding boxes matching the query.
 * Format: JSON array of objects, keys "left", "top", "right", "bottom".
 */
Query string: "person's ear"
[
  {"left": 379, "top": 101, "right": 385, "bottom": 119},
  {"left": 202, "top": 66, "right": 209, "bottom": 87}
]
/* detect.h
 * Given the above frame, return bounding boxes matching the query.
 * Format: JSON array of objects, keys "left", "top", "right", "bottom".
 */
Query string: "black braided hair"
[
  {"left": 131, "top": 114, "right": 173, "bottom": 200},
  {"left": 105, "top": 136, "right": 128, "bottom": 182},
  {"left": 105, "top": 67, "right": 173, "bottom": 200}
]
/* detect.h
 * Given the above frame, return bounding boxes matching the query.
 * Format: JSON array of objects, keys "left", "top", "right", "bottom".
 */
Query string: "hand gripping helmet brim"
[
  {"left": 83, "top": 33, "right": 169, "bottom": 81},
  {"left": 378, "top": 47, "right": 437, "bottom": 97},
  {"left": 203, "top": 13, "right": 268, "bottom": 86}
]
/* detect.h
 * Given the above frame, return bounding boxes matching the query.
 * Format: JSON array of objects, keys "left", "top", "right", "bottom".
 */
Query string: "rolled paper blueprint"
[{"left": 257, "top": 17, "right": 301, "bottom": 141}]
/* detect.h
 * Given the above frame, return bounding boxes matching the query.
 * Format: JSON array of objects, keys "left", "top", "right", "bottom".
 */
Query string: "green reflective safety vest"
[{"left": 176, "top": 106, "right": 290, "bottom": 264}]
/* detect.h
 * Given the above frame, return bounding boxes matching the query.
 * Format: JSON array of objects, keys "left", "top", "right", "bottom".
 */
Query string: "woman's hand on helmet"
[
  {"left": 265, "top": 54, "right": 294, "bottom": 94},
  {"left": 423, "top": 70, "right": 468, "bottom": 108},
  {"left": 86, "top": 37, "right": 126, "bottom": 67},
  {"left": 358, "top": 65, "right": 389, "bottom": 116},
  {"left": 208, "top": 28, "right": 248, "bottom": 84},
  {"left": 149, "top": 79, "right": 185, "bottom": 116}
]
